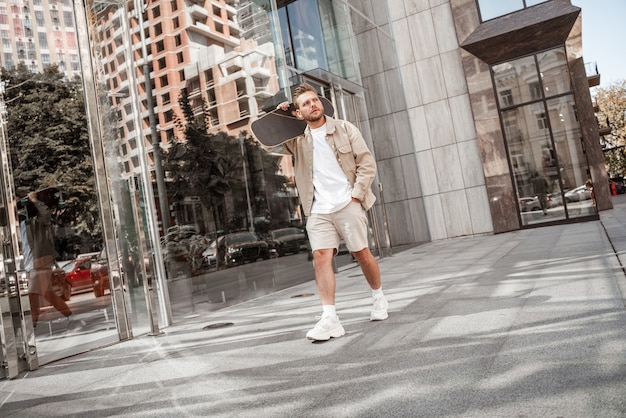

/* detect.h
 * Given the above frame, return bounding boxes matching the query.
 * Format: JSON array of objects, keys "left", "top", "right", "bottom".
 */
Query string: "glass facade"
[
  {"left": 493, "top": 47, "right": 595, "bottom": 226},
  {"left": 0, "top": 0, "right": 383, "bottom": 376}
]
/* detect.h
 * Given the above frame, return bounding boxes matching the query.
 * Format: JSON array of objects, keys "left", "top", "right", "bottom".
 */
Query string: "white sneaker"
[
  {"left": 306, "top": 316, "right": 345, "bottom": 341},
  {"left": 370, "top": 296, "right": 389, "bottom": 321}
]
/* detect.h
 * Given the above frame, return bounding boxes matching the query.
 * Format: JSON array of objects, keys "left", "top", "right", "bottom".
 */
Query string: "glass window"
[
  {"left": 494, "top": 47, "right": 593, "bottom": 225},
  {"left": 283, "top": 0, "right": 328, "bottom": 72},
  {"left": 478, "top": 0, "right": 549, "bottom": 21},
  {"left": 493, "top": 56, "right": 538, "bottom": 107},
  {"left": 537, "top": 49, "right": 570, "bottom": 98},
  {"left": 478, "top": 0, "right": 523, "bottom": 20}
]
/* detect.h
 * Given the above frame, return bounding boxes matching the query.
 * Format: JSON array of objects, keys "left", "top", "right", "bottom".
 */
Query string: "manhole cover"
[
  {"left": 290, "top": 293, "right": 315, "bottom": 298},
  {"left": 203, "top": 322, "right": 234, "bottom": 330}
]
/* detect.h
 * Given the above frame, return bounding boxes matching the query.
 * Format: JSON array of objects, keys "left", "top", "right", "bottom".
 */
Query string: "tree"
[
  {"left": 164, "top": 91, "right": 238, "bottom": 233},
  {"left": 2, "top": 64, "right": 101, "bottom": 255},
  {"left": 164, "top": 90, "right": 291, "bottom": 236},
  {"left": 595, "top": 79, "right": 626, "bottom": 177}
]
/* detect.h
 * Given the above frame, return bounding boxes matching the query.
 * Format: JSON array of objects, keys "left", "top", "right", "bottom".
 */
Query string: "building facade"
[
  {"left": 0, "top": 0, "right": 81, "bottom": 75},
  {"left": 0, "top": 0, "right": 610, "bottom": 378}
]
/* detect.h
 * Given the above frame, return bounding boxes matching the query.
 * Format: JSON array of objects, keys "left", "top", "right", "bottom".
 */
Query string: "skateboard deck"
[
  {"left": 17, "top": 186, "right": 63, "bottom": 221},
  {"left": 251, "top": 96, "right": 334, "bottom": 147}
]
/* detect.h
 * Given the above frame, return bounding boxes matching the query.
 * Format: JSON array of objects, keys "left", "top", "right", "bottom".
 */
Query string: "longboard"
[
  {"left": 17, "top": 186, "right": 63, "bottom": 221},
  {"left": 251, "top": 96, "right": 334, "bottom": 147}
]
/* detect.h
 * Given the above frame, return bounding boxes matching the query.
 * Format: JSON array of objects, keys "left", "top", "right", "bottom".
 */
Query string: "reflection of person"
[
  {"left": 532, "top": 172, "right": 550, "bottom": 215},
  {"left": 586, "top": 179, "right": 596, "bottom": 207},
  {"left": 20, "top": 191, "right": 72, "bottom": 327},
  {"left": 274, "top": 83, "right": 388, "bottom": 341}
]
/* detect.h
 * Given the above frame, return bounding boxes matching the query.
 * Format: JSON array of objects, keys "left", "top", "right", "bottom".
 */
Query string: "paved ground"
[{"left": 1, "top": 196, "right": 626, "bottom": 417}]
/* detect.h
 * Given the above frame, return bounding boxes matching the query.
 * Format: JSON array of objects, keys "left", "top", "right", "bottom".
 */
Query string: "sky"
[{"left": 570, "top": 0, "right": 626, "bottom": 89}]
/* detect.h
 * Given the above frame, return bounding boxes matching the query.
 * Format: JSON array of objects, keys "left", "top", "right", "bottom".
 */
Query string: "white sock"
[
  {"left": 372, "top": 287, "right": 384, "bottom": 299},
  {"left": 322, "top": 305, "right": 337, "bottom": 318}
]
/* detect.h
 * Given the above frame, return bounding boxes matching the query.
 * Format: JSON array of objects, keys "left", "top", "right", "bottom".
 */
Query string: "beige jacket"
[{"left": 278, "top": 115, "right": 377, "bottom": 217}]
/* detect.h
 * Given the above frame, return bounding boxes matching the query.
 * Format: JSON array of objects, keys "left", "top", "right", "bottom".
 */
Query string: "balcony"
[
  {"left": 585, "top": 61, "right": 600, "bottom": 87},
  {"left": 597, "top": 116, "right": 611, "bottom": 136}
]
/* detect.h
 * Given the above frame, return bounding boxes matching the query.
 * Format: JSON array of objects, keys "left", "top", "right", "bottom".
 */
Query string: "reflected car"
[
  {"left": 49, "top": 262, "right": 72, "bottom": 301},
  {"left": 218, "top": 232, "right": 270, "bottom": 268},
  {"left": 202, "top": 239, "right": 219, "bottom": 268},
  {"left": 519, "top": 195, "right": 558, "bottom": 212},
  {"left": 564, "top": 185, "right": 592, "bottom": 202},
  {"left": 519, "top": 197, "right": 541, "bottom": 212},
  {"left": 267, "top": 227, "right": 308, "bottom": 257},
  {"left": 62, "top": 257, "right": 93, "bottom": 294},
  {"left": 90, "top": 248, "right": 111, "bottom": 297}
]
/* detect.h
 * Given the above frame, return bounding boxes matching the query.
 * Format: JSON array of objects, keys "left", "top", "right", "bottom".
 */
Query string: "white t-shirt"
[{"left": 310, "top": 123, "right": 352, "bottom": 214}]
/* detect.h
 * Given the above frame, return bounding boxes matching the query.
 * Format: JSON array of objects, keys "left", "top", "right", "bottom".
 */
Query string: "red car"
[
  {"left": 90, "top": 249, "right": 111, "bottom": 298},
  {"left": 62, "top": 257, "right": 94, "bottom": 295}
]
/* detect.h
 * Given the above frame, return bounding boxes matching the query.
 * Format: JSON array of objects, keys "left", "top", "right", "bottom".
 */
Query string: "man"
[
  {"left": 274, "top": 83, "right": 388, "bottom": 341},
  {"left": 532, "top": 172, "right": 550, "bottom": 215},
  {"left": 20, "top": 190, "right": 72, "bottom": 327}
]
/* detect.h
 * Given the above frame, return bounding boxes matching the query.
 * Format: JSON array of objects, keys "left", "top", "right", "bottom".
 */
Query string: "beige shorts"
[{"left": 306, "top": 200, "right": 369, "bottom": 253}]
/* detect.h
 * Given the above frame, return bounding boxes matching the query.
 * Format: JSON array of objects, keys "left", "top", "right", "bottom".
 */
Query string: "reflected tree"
[{"left": 2, "top": 64, "right": 101, "bottom": 256}]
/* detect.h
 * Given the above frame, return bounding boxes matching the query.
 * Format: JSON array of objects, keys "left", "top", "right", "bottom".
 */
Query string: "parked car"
[
  {"left": 267, "top": 227, "right": 308, "bottom": 257},
  {"left": 90, "top": 248, "right": 111, "bottom": 297},
  {"left": 49, "top": 261, "right": 72, "bottom": 302},
  {"left": 564, "top": 185, "right": 592, "bottom": 202},
  {"left": 217, "top": 232, "right": 270, "bottom": 268},
  {"left": 62, "top": 257, "right": 94, "bottom": 294},
  {"left": 519, "top": 196, "right": 541, "bottom": 212},
  {"left": 202, "top": 239, "right": 218, "bottom": 268},
  {"left": 519, "top": 194, "right": 559, "bottom": 212}
]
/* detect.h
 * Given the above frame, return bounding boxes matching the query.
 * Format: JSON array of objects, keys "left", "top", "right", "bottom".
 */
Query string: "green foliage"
[
  {"left": 165, "top": 90, "right": 290, "bottom": 234},
  {"left": 2, "top": 64, "right": 101, "bottom": 253},
  {"left": 595, "top": 79, "right": 626, "bottom": 177}
]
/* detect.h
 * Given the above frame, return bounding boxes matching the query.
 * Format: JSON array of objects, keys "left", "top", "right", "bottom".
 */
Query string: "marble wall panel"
[
  {"left": 350, "top": 1, "right": 376, "bottom": 34},
  {"left": 416, "top": 150, "right": 439, "bottom": 196},
  {"left": 399, "top": 63, "right": 423, "bottom": 108},
  {"left": 384, "top": 198, "right": 430, "bottom": 244},
  {"left": 389, "top": 0, "right": 409, "bottom": 22},
  {"left": 432, "top": 3, "right": 458, "bottom": 54},
  {"left": 416, "top": 56, "right": 447, "bottom": 103},
  {"left": 408, "top": 106, "right": 431, "bottom": 152},
  {"left": 429, "top": 0, "right": 450, "bottom": 7},
  {"left": 377, "top": 156, "right": 409, "bottom": 202},
  {"left": 400, "top": 153, "right": 422, "bottom": 199},
  {"left": 465, "top": 185, "right": 494, "bottom": 235},
  {"left": 441, "top": 50, "right": 467, "bottom": 97},
  {"left": 424, "top": 100, "right": 455, "bottom": 148},
  {"left": 362, "top": 73, "right": 392, "bottom": 119},
  {"left": 423, "top": 194, "right": 446, "bottom": 240},
  {"left": 441, "top": 189, "right": 473, "bottom": 236},
  {"left": 393, "top": 19, "right": 416, "bottom": 67},
  {"left": 448, "top": 94, "right": 476, "bottom": 142},
  {"left": 458, "top": 139, "right": 485, "bottom": 188},
  {"left": 394, "top": 111, "right": 416, "bottom": 155},
  {"left": 406, "top": 197, "right": 432, "bottom": 242},
  {"left": 404, "top": 0, "right": 431, "bottom": 15},
  {"left": 385, "top": 69, "right": 409, "bottom": 114},
  {"left": 379, "top": 30, "right": 400, "bottom": 73},
  {"left": 432, "top": 144, "right": 465, "bottom": 192},
  {"left": 408, "top": 11, "right": 439, "bottom": 60},
  {"left": 356, "top": 29, "right": 384, "bottom": 78},
  {"left": 370, "top": 114, "right": 399, "bottom": 160}
]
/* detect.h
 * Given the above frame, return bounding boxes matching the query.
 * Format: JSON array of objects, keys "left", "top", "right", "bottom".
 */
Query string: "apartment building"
[{"left": 0, "top": 0, "right": 80, "bottom": 75}]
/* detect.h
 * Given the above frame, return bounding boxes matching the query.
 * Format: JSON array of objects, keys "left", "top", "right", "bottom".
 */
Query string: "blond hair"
[{"left": 291, "top": 83, "right": 318, "bottom": 109}]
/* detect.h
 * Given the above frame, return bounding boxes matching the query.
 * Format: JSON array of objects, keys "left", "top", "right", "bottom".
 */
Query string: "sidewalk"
[{"left": 2, "top": 197, "right": 626, "bottom": 417}]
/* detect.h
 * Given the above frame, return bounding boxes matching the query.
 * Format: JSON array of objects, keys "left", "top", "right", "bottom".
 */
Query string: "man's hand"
[{"left": 276, "top": 101, "right": 291, "bottom": 111}]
